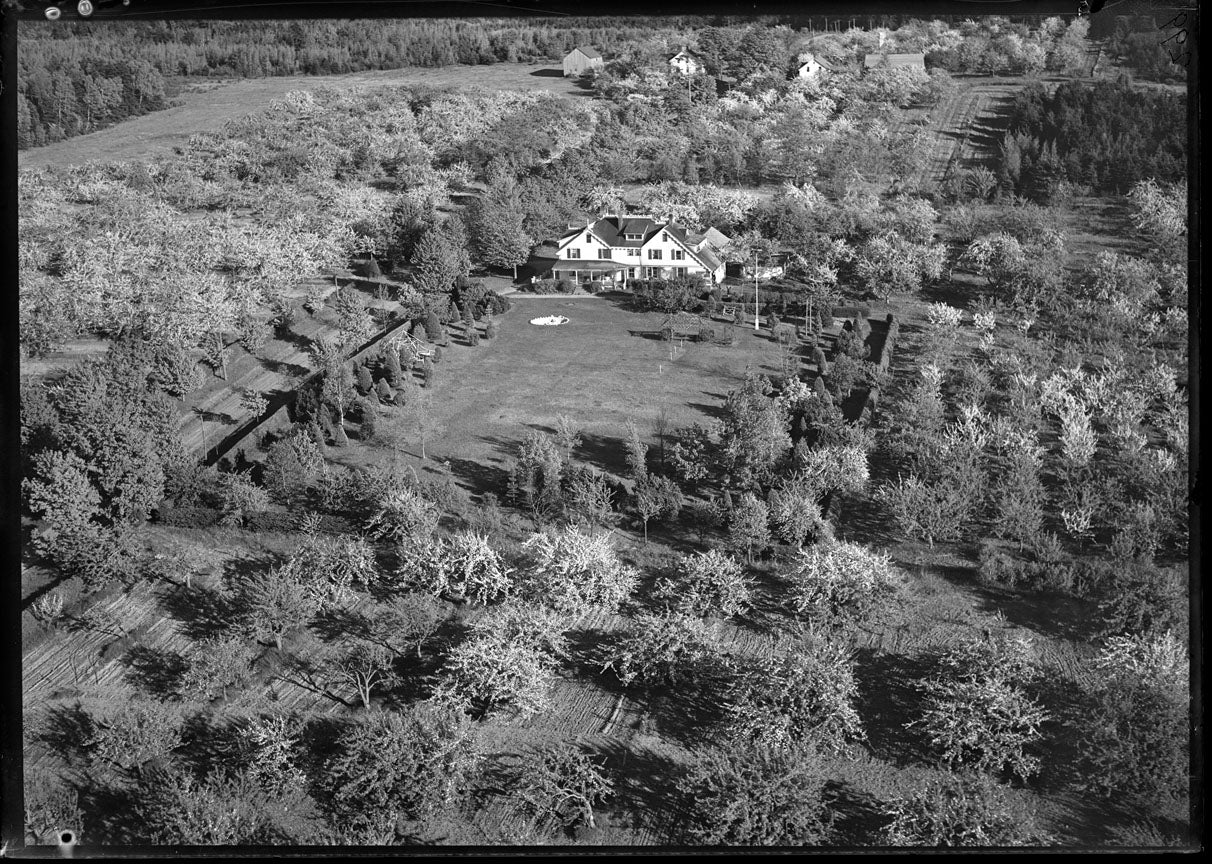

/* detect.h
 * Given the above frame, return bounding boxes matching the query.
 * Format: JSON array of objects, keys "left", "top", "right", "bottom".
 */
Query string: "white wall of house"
[{"left": 556, "top": 223, "right": 725, "bottom": 283}]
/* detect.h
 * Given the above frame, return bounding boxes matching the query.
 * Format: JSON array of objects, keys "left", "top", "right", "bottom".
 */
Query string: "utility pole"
[{"left": 753, "top": 252, "right": 760, "bottom": 332}]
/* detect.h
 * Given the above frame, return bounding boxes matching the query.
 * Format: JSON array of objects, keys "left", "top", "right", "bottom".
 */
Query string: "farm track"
[{"left": 911, "top": 76, "right": 1040, "bottom": 192}]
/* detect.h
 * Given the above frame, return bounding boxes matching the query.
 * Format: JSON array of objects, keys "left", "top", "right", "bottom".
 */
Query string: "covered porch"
[{"left": 549, "top": 259, "right": 631, "bottom": 287}]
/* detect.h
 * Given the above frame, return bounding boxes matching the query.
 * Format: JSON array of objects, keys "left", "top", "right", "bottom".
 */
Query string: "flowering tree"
[
  {"left": 785, "top": 540, "right": 897, "bottom": 626},
  {"left": 913, "top": 637, "right": 1048, "bottom": 781},
  {"left": 518, "top": 526, "right": 638, "bottom": 614},
  {"left": 655, "top": 549, "right": 752, "bottom": 618},
  {"left": 725, "top": 636, "right": 865, "bottom": 754}
]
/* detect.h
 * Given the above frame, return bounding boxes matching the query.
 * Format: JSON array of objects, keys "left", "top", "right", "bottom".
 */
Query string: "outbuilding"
[{"left": 563, "top": 46, "right": 604, "bottom": 77}]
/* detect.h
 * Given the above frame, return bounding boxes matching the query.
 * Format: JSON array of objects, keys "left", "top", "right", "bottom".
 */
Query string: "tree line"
[
  {"left": 17, "top": 16, "right": 691, "bottom": 150},
  {"left": 997, "top": 79, "right": 1186, "bottom": 199}
]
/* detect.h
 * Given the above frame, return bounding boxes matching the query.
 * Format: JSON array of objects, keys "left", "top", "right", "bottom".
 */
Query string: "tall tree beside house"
[{"left": 469, "top": 173, "right": 534, "bottom": 278}]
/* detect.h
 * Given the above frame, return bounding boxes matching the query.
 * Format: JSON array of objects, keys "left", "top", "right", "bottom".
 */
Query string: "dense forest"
[{"left": 998, "top": 80, "right": 1186, "bottom": 199}]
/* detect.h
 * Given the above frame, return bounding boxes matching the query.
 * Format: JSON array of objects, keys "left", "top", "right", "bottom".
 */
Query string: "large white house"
[{"left": 549, "top": 215, "right": 728, "bottom": 287}]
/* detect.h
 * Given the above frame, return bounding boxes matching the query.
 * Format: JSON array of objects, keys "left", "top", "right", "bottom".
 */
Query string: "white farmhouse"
[
  {"left": 669, "top": 48, "right": 703, "bottom": 76},
  {"left": 549, "top": 214, "right": 728, "bottom": 287}
]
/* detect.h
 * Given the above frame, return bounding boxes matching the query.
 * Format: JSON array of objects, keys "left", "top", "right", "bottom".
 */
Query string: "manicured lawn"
[{"left": 329, "top": 294, "right": 789, "bottom": 496}]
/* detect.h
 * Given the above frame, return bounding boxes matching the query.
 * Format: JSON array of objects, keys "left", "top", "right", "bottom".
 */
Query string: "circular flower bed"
[{"left": 530, "top": 316, "right": 570, "bottom": 326}]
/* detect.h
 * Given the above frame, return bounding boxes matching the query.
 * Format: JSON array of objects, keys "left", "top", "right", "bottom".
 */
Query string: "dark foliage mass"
[{"left": 998, "top": 81, "right": 1186, "bottom": 198}]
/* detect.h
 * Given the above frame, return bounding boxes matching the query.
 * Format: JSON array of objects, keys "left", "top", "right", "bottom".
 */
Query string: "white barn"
[{"left": 563, "top": 46, "right": 603, "bottom": 77}]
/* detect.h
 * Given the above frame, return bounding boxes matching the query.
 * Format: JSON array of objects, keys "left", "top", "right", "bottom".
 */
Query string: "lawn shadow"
[
  {"left": 929, "top": 563, "right": 1104, "bottom": 643},
  {"left": 259, "top": 356, "right": 312, "bottom": 378},
  {"left": 572, "top": 431, "right": 628, "bottom": 476},
  {"left": 156, "top": 582, "right": 243, "bottom": 640},
  {"left": 826, "top": 779, "right": 895, "bottom": 847},
  {"left": 686, "top": 401, "right": 728, "bottom": 421},
  {"left": 587, "top": 739, "right": 687, "bottom": 843},
  {"left": 121, "top": 643, "right": 187, "bottom": 699},
  {"left": 177, "top": 710, "right": 246, "bottom": 777},
  {"left": 35, "top": 702, "right": 96, "bottom": 763},
  {"left": 445, "top": 456, "right": 512, "bottom": 500},
  {"left": 529, "top": 68, "right": 564, "bottom": 77},
  {"left": 851, "top": 647, "right": 935, "bottom": 768}
]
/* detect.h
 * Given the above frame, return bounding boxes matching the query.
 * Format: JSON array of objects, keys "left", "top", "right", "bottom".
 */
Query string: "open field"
[{"left": 18, "top": 63, "right": 593, "bottom": 170}]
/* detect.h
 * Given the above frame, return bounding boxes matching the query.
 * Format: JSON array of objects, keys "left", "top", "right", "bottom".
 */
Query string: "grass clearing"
[{"left": 19, "top": 63, "right": 594, "bottom": 170}]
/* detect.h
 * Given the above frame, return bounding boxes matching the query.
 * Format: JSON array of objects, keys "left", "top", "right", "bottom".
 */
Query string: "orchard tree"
[
  {"left": 239, "top": 713, "right": 306, "bottom": 790},
  {"left": 602, "top": 610, "right": 723, "bottom": 688},
  {"left": 433, "top": 604, "right": 568, "bottom": 719},
  {"left": 179, "top": 633, "right": 257, "bottom": 702},
  {"left": 87, "top": 700, "right": 184, "bottom": 770},
  {"left": 881, "top": 774, "right": 1049, "bottom": 847},
  {"left": 786, "top": 540, "right": 898, "bottom": 628},
  {"left": 514, "top": 742, "right": 614, "bottom": 832},
  {"left": 324, "top": 702, "right": 480, "bottom": 843},
  {"left": 678, "top": 744, "right": 832, "bottom": 846},
  {"left": 329, "top": 640, "right": 399, "bottom": 710},
  {"left": 519, "top": 525, "right": 638, "bottom": 614},
  {"left": 124, "top": 765, "right": 318, "bottom": 845},
  {"left": 241, "top": 562, "right": 319, "bottom": 651},
  {"left": 914, "top": 637, "right": 1048, "bottom": 781},
  {"left": 725, "top": 636, "right": 865, "bottom": 754},
  {"left": 654, "top": 549, "right": 752, "bottom": 618},
  {"left": 1080, "top": 630, "right": 1189, "bottom": 806},
  {"left": 728, "top": 492, "right": 771, "bottom": 564},
  {"left": 855, "top": 231, "right": 946, "bottom": 304}
]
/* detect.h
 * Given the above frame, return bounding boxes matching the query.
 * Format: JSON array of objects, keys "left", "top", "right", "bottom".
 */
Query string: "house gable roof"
[
  {"left": 556, "top": 216, "right": 728, "bottom": 273},
  {"left": 568, "top": 46, "right": 602, "bottom": 60}
]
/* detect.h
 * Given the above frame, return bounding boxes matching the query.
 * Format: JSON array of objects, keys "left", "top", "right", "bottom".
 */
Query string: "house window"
[
  {"left": 567, "top": 248, "right": 581, "bottom": 259},
  {"left": 674, "top": 267, "right": 687, "bottom": 277},
  {"left": 662, "top": 232, "right": 670, "bottom": 243},
  {"left": 599, "top": 248, "right": 612, "bottom": 259},
  {"left": 628, "top": 268, "right": 638, "bottom": 279},
  {"left": 625, "top": 233, "right": 642, "bottom": 241},
  {"left": 647, "top": 249, "right": 663, "bottom": 260},
  {"left": 629, "top": 249, "right": 640, "bottom": 257},
  {"left": 672, "top": 249, "right": 685, "bottom": 261}
]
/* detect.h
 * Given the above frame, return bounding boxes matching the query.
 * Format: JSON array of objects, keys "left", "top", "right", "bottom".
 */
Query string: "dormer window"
[
  {"left": 625, "top": 233, "right": 642, "bottom": 241},
  {"left": 662, "top": 232, "right": 670, "bottom": 243}
]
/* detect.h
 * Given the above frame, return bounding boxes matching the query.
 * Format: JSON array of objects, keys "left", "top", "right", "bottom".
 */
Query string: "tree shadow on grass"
[
  {"left": 177, "top": 710, "right": 245, "bottom": 778},
  {"left": 686, "top": 401, "right": 729, "bottom": 421},
  {"left": 122, "top": 643, "right": 187, "bottom": 699},
  {"left": 259, "top": 356, "right": 312, "bottom": 378},
  {"left": 35, "top": 702, "right": 96, "bottom": 764},
  {"left": 156, "top": 582, "right": 244, "bottom": 640},
  {"left": 587, "top": 739, "right": 687, "bottom": 842},
  {"left": 445, "top": 456, "right": 512, "bottom": 500},
  {"left": 851, "top": 647, "right": 935, "bottom": 768},
  {"left": 928, "top": 563, "right": 1104, "bottom": 643},
  {"left": 573, "top": 432, "right": 628, "bottom": 476},
  {"left": 826, "top": 780, "right": 895, "bottom": 847},
  {"left": 646, "top": 666, "right": 733, "bottom": 752}
]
